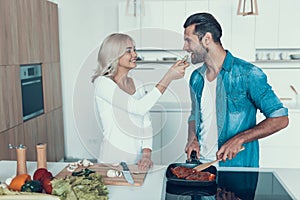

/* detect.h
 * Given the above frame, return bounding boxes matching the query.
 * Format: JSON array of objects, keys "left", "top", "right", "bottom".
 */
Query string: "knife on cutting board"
[{"left": 120, "top": 161, "right": 134, "bottom": 185}]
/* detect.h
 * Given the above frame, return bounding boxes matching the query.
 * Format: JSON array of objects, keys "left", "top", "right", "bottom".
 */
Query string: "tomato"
[
  {"left": 8, "top": 174, "right": 31, "bottom": 191},
  {"left": 33, "top": 168, "right": 53, "bottom": 182},
  {"left": 42, "top": 176, "right": 53, "bottom": 194},
  {"left": 32, "top": 168, "right": 54, "bottom": 194},
  {"left": 33, "top": 168, "right": 48, "bottom": 181}
]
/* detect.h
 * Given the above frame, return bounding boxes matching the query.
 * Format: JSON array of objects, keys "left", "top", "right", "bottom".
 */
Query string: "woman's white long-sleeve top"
[{"left": 94, "top": 76, "right": 162, "bottom": 164}]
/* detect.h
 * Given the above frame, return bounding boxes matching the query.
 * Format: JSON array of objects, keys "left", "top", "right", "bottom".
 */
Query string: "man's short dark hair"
[{"left": 183, "top": 12, "right": 222, "bottom": 44}]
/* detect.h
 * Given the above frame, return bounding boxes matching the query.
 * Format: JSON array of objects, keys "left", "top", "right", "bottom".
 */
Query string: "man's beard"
[
  {"left": 191, "top": 50, "right": 207, "bottom": 64},
  {"left": 191, "top": 46, "right": 208, "bottom": 64}
]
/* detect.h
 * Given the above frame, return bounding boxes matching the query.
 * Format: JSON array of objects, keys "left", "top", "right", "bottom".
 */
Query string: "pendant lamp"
[{"left": 237, "top": 0, "right": 258, "bottom": 16}]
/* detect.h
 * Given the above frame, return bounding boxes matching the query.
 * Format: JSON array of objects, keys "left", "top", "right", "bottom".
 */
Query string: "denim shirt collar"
[
  {"left": 198, "top": 50, "right": 232, "bottom": 76},
  {"left": 222, "top": 50, "right": 233, "bottom": 72}
]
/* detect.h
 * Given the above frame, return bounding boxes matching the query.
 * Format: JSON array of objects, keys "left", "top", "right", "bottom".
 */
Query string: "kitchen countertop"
[{"left": 0, "top": 161, "right": 299, "bottom": 199}]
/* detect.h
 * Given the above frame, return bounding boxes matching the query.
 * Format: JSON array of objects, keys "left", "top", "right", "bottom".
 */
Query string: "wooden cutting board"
[{"left": 55, "top": 163, "right": 147, "bottom": 186}]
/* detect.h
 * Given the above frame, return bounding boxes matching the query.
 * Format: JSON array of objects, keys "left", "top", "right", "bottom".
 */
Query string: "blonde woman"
[{"left": 92, "top": 33, "right": 189, "bottom": 170}]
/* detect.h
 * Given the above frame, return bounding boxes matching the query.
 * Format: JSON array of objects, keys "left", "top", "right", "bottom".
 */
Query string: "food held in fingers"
[{"left": 182, "top": 54, "right": 189, "bottom": 62}]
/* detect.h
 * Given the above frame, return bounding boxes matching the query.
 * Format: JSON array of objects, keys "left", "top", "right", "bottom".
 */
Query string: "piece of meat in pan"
[
  {"left": 185, "top": 171, "right": 211, "bottom": 181},
  {"left": 170, "top": 166, "right": 196, "bottom": 178}
]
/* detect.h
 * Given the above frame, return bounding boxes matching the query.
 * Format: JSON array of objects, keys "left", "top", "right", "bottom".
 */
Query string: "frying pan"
[{"left": 165, "top": 151, "right": 217, "bottom": 187}]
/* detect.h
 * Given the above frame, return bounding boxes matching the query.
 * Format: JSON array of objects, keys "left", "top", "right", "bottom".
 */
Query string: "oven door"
[{"left": 21, "top": 77, "right": 44, "bottom": 121}]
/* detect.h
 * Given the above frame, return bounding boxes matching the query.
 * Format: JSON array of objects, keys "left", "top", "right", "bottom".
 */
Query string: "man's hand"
[
  {"left": 216, "top": 138, "right": 244, "bottom": 161},
  {"left": 185, "top": 137, "right": 200, "bottom": 161}
]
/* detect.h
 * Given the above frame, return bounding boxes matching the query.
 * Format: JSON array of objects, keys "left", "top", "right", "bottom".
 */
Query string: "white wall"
[{"left": 49, "top": 0, "right": 123, "bottom": 160}]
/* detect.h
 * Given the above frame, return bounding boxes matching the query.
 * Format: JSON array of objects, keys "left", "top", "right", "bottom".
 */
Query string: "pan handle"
[{"left": 186, "top": 150, "right": 201, "bottom": 164}]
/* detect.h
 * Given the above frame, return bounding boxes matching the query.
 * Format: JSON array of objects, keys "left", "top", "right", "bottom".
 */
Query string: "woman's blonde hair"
[{"left": 91, "top": 33, "right": 135, "bottom": 82}]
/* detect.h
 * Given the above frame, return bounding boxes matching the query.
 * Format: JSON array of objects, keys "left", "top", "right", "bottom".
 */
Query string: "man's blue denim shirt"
[{"left": 188, "top": 51, "right": 288, "bottom": 167}]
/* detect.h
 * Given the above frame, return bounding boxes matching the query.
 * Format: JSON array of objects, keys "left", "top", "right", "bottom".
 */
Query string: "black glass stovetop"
[{"left": 164, "top": 171, "right": 293, "bottom": 200}]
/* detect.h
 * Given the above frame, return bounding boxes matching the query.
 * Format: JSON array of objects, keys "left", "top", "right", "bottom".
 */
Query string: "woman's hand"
[
  {"left": 138, "top": 148, "right": 153, "bottom": 171},
  {"left": 156, "top": 60, "right": 190, "bottom": 94},
  {"left": 167, "top": 60, "right": 190, "bottom": 80}
]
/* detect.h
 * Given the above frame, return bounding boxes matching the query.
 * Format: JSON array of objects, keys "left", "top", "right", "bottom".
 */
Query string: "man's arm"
[
  {"left": 217, "top": 116, "right": 289, "bottom": 161},
  {"left": 185, "top": 120, "right": 200, "bottom": 161}
]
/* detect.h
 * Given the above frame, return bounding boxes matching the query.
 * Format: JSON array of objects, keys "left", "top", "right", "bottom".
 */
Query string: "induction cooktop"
[{"left": 164, "top": 171, "right": 293, "bottom": 200}]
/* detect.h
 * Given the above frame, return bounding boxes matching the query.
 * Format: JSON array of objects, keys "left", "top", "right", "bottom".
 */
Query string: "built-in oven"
[{"left": 20, "top": 64, "right": 44, "bottom": 121}]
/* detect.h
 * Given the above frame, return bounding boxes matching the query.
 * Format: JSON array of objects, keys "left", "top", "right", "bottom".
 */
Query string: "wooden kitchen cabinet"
[
  {"left": 23, "top": 114, "right": 47, "bottom": 161},
  {"left": 0, "top": 0, "right": 19, "bottom": 66},
  {"left": 43, "top": 0, "right": 60, "bottom": 63},
  {"left": 16, "top": 0, "right": 42, "bottom": 64},
  {"left": 22, "top": 108, "right": 64, "bottom": 162},
  {"left": 0, "top": 0, "right": 60, "bottom": 65},
  {"left": 40, "top": 0, "right": 51, "bottom": 62},
  {"left": 48, "top": 1, "right": 60, "bottom": 63},
  {"left": 46, "top": 108, "right": 65, "bottom": 162},
  {"left": 0, "top": 1, "right": 6, "bottom": 65},
  {"left": 14, "top": 0, "right": 60, "bottom": 64},
  {"left": 0, "top": 125, "right": 24, "bottom": 160},
  {"left": 0, "top": 65, "right": 23, "bottom": 133},
  {"left": 43, "top": 62, "right": 63, "bottom": 113}
]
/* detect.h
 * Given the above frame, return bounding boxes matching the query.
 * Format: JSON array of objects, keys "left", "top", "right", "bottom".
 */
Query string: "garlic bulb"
[
  {"left": 67, "top": 162, "right": 79, "bottom": 172},
  {"left": 107, "top": 169, "right": 122, "bottom": 178},
  {"left": 82, "top": 159, "right": 94, "bottom": 167}
]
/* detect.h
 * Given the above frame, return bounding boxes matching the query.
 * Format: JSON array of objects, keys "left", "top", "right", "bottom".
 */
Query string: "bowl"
[{"left": 290, "top": 54, "right": 300, "bottom": 60}]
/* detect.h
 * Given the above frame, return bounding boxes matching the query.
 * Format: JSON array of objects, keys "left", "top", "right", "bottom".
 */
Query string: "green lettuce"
[{"left": 51, "top": 173, "right": 109, "bottom": 200}]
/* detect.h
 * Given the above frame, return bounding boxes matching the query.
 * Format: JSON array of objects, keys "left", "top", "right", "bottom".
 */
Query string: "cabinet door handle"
[{"left": 21, "top": 79, "right": 41, "bottom": 86}]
